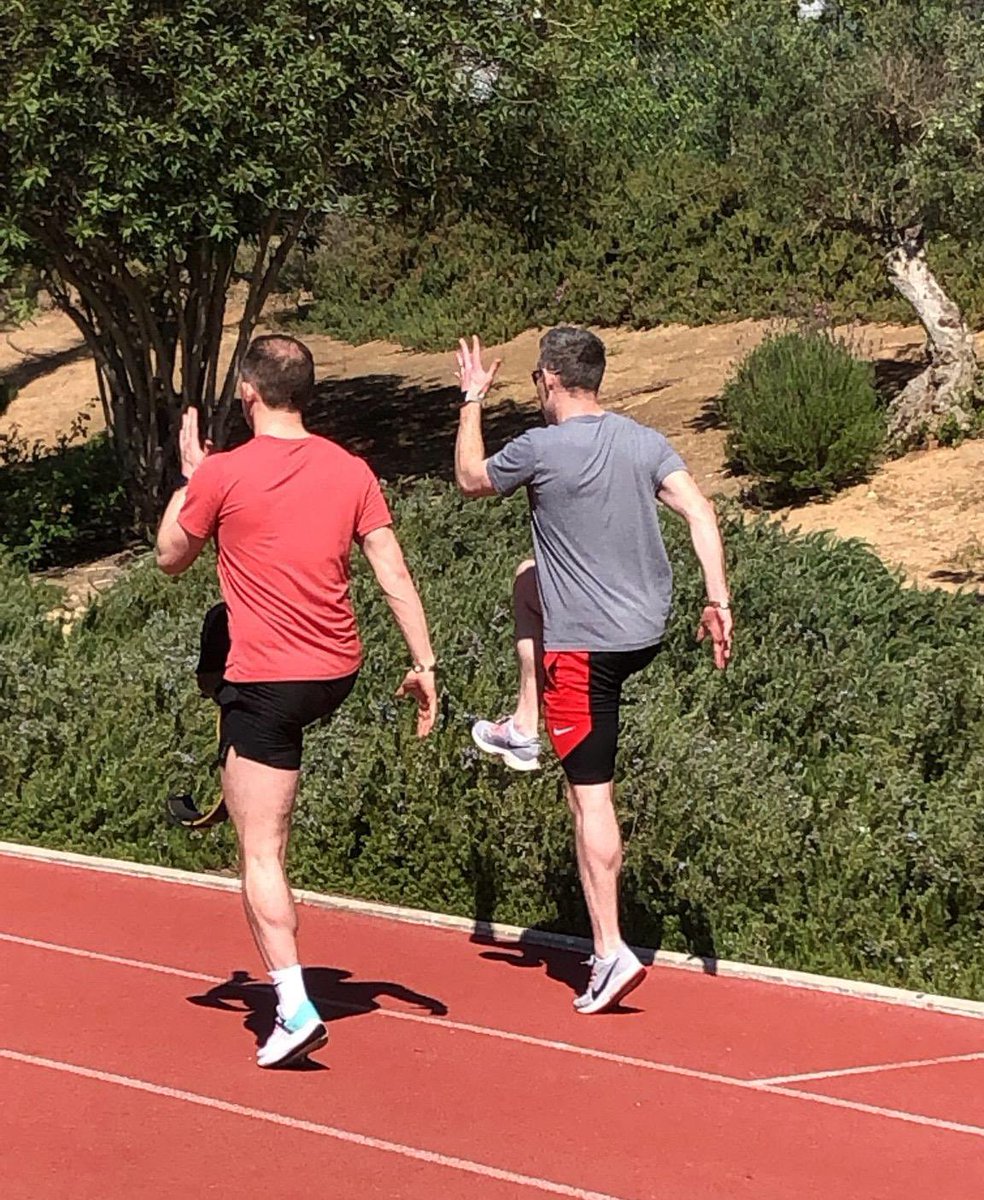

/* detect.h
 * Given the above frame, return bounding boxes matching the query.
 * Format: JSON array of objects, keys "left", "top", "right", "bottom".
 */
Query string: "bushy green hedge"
[
  {"left": 721, "top": 330, "right": 884, "bottom": 503},
  {"left": 1, "top": 482, "right": 982, "bottom": 999},
  {"left": 286, "top": 159, "right": 984, "bottom": 351},
  {"left": 0, "top": 421, "right": 131, "bottom": 568}
]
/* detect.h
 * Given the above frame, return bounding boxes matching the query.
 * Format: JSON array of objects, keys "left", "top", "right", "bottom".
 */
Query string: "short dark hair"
[
  {"left": 537, "top": 326, "right": 606, "bottom": 394},
  {"left": 240, "top": 335, "right": 315, "bottom": 412}
]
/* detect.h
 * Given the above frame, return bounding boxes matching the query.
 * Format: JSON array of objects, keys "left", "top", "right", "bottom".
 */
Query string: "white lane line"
[
  {"left": 3, "top": 930, "right": 984, "bottom": 1141},
  {"left": 0, "top": 932, "right": 747, "bottom": 1089},
  {"left": 756, "top": 1051, "right": 984, "bottom": 1086},
  {"left": 0, "top": 932, "right": 219, "bottom": 984},
  {"left": 758, "top": 1081, "right": 984, "bottom": 1140},
  {"left": 7, "top": 839, "right": 984, "bottom": 1022},
  {"left": 0, "top": 1049, "right": 625, "bottom": 1200}
]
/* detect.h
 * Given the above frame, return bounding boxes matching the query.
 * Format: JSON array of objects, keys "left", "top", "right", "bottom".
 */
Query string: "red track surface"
[{"left": 3, "top": 852, "right": 983, "bottom": 1199}]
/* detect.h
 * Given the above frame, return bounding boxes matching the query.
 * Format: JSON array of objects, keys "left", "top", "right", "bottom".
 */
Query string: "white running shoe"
[
  {"left": 471, "top": 717, "right": 541, "bottom": 772},
  {"left": 256, "top": 999, "right": 327, "bottom": 1068},
  {"left": 573, "top": 944, "right": 646, "bottom": 1015}
]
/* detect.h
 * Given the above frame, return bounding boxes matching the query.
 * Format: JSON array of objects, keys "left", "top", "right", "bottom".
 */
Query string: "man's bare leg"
[
  {"left": 567, "top": 781, "right": 624, "bottom": 959},
  {"left": 471, "top": 558, "right": 543, "bottom": 769},
  {"left": 222, "top": 747, "right": 300, "bottom": 970},
  {"left": 222, "top": 747, "right": 326, "bottom": 1065},
  {"left": 512, "top": 558, "right": 544, "bottom": 738},
  {"left": 566, "top": 780, "right": 646, "bottom": 1013}
]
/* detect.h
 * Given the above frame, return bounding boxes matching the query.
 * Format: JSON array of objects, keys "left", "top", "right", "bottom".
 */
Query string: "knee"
[
  {"left": 239, "top": 841, "right": 287, "bottom": 877},
  {"left": 566, "top": 782, "right": 616, "bottom": 819},
  {"left": 513, "top": 558, "right": 539, "bottom": 604}
]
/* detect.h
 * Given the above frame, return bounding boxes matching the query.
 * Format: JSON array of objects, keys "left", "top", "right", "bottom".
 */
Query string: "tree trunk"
[
  {"left": 36, "top": 215, "right": 306, "bottom": 533},
  {"left": 884, "top": 229, "right": 978, "bottom": 444}
]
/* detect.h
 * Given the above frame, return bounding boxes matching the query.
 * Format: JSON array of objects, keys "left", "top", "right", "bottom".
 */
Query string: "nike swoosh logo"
[
  {"left": 590, "top": 961, "right": 619, "bottom": 1001},
  {"left": 553, "top": 725, "right": 576, "bottom": 735}
]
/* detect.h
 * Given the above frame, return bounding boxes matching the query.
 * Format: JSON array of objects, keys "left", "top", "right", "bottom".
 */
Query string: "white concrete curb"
[{"left": 3, "top": 839, "right": 983, "bottom": 1021}]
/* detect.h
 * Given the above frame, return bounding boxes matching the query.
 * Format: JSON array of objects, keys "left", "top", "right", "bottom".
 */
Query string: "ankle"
[
  {"left": 270, "top": 963, "right": 309, "bottom": 1017},
  {"left": 511, "top": 714, "right": 539, "bottom": 740},
  {"left": 594, "top": 940, "right": 623, "bottom": 962}
]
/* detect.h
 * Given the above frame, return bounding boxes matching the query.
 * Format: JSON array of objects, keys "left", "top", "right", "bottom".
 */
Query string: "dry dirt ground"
[{"left": 2, "top": 306, "right": 982, "bottom": 601}]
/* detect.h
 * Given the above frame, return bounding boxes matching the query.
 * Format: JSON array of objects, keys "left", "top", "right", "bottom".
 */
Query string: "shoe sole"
[
  {"left": 258, "top": 1022, "right": 328, "bottom": 1069},
  {"left": 575, "top": 965, "right": 647, "bottom": 1015},
  {"left": 471, "top": 726, "right": 540, "bottom": 772}
]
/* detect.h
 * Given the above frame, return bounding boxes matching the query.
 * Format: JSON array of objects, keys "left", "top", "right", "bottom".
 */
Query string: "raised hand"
[
  {"left": 455, "top": 335, "right": 502, "bottom": 403},
  {"left": 179, "top": 408, "right": 214, "bottom": 481}
]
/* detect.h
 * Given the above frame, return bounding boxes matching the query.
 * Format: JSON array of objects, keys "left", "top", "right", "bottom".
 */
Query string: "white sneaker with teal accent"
[
  {"left": 471, "top": 717, "right": 541, "bottom": 772},
  {"left": 256, "top": 999, "right": 327, "bottom": 1068}
]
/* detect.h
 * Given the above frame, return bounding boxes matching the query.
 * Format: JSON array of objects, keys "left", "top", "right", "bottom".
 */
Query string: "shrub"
[
  {"left": 721, "top": 330, "right": 884, "bottom": 504},
  {"left": 0, "top": 416, "right": 131, "bottom": 569},
  {"left": 1, "top": 481, "right": 983, "bottom": 1000},
  {"left": 289, "top": 157, "right": 965, "bottom": 352}
]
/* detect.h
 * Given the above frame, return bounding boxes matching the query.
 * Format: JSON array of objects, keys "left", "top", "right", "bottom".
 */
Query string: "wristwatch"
[
  {"left": 707, "top": 600, "right": 731, "bottom": 611},
  {"left": 412, "top": 662, "right": 437, "bottom": 673}
]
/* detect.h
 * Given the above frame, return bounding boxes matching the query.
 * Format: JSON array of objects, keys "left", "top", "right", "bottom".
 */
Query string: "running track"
[{"left": 3, "top": 850, "right": 983, "bottom": 1199}]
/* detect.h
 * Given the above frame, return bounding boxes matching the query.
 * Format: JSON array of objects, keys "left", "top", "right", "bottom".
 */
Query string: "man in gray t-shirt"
[{"left": 454, "top": 326, "right": 733, "bottom": 1015}]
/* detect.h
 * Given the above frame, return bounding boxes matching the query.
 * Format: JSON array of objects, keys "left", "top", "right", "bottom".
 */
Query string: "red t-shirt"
[{"left": 179, "top": 435, "right": 391, "bottom": 682}]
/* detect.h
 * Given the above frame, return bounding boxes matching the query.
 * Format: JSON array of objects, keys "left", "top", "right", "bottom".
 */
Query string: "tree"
[
  {"left": 0, "top": 1, "right": 542, "bottom": 527},
  {"left": 712, "top": 0, "right": 984, "bottom": 443}
]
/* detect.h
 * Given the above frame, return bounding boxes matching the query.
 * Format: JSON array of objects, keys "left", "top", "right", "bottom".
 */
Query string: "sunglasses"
[{"left": 531, "top": 368, "right": 544, "bottom": 385}]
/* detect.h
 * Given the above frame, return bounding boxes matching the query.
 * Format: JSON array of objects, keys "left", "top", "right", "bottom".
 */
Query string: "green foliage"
[
  {"left": 293, "top": 0, "right": 984, "bottom": 383},
  {"left": 1, "top": 480, "right": 982, "bottom": 1000},
  {"left": 721, "top": 330, "right": 884, "bottom": 503},
  {"left": 295, "top": 158, "right": 926, "bottom": 349},
  {"left": 0, "top": 417, "right": 130, "bottom": 568},
  {"left": 0, "top": 0, "right": 549, "bottom": 523},
  {"left": 0, "top": 262, "right": 41, "bottom": 329}
]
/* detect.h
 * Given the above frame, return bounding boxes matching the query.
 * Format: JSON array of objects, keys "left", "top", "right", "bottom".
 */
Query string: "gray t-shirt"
[{"left": 487, "top": 412, "right": 686, "bottom": 652}]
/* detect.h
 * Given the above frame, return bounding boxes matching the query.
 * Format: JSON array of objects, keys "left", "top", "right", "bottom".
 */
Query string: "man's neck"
[
  {"left": 553, "top": 391, "right": 604, "bottom": 424},
  {"left": 251, "top": 408, "right": 310, "bottom": 439}
]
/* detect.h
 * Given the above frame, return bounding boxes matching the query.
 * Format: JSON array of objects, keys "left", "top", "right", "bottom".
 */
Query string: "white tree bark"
[{"left": 885, "top": 230, "right": 978, "bottom": 443}]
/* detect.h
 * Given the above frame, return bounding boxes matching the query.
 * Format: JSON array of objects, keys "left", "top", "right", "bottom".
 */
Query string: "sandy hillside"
[{"left": 2, "top": 307, "right": 981, "bottom": 592}]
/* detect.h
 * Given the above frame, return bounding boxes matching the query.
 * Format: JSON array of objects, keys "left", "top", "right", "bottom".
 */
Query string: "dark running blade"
[{"left": 165, "top": 792, "right": 228, "bottom": 829}]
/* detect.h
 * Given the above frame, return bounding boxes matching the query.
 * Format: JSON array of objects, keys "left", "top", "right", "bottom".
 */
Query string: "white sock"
[
  {"left": 596, "top": 945, "right": 621, "bottom": 965},
  {"left": 270, "top": 964, "right": 309, "bottom": 1018}
]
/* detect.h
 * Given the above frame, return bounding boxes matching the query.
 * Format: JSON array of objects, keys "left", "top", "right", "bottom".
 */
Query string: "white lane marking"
[
  {"left": 0, "top": 1049, "right": 626, "bottom": 1200},
  {"left": 0, "top": 932, "right": 219, "bottom": 983},
  {"left": 5, "top": 841, "right": 984, "bottom": 1021},
  {"left": 3, "top": 930, "right": 984, "bottom": 1141},
  {"left": 756, "top": 1050, "right": 984, "bottom": 1086},
  {"left": 758, "top": 1080, "right": 984, "bottom": 1140}
]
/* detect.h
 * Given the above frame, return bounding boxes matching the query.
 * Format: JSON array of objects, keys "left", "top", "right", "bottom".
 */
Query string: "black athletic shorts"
[
  {"left": 194, "top": 602, "right": 357, "bottom": 771},
  {"left": 543, "top": 645, "right": 660, "bottom": 786},
  {"left": 215, "top": 675, "right": 357, "bottom": 771}
]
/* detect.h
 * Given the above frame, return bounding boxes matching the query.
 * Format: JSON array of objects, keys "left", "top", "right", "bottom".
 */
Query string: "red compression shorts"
[{"left": 543, "top": 646, "right": 659, "bottom": 785}]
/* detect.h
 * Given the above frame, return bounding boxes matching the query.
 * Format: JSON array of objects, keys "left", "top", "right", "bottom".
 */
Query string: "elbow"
[
  {"left": 688, "top": 495, "right": 718, "bottom": 529},
  {"left": 155, "top": 548, "right": 183, "bottom": 576},
  {"left": 455, "top": 472, "right": 485, "bottom": 500}
]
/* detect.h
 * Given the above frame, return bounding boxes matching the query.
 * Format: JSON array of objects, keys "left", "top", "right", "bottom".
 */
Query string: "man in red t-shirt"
[{"left": 155, "top": 335, "right": 437, "bottom": 1068}]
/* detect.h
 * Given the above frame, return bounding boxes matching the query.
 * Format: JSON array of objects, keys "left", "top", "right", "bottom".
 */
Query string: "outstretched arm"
[
  {"left": 657, "top": 469, "right": 734, "bottom": 669},
  {"left": 155, "top": 410, "right": 212, "bottom": 576},
  {"left": 454, "top": 335, "right": 501, "bottom": 498},
  {"left": 155, "top": 487, "right": 207, "bottom": 576},
  {"left": 360, "top": 525, "right": 438, "bottom": 736}
]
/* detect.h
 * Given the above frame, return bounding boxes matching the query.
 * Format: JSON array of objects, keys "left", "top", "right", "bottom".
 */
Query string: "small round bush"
[{"left": 721, "top": 330, "right": 884, "bottom": 504}]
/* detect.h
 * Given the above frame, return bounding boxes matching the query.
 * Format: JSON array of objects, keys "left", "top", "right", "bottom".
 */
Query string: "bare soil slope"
[{"left": 3, "top": 308, "right": 981, "bottom": 592}]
